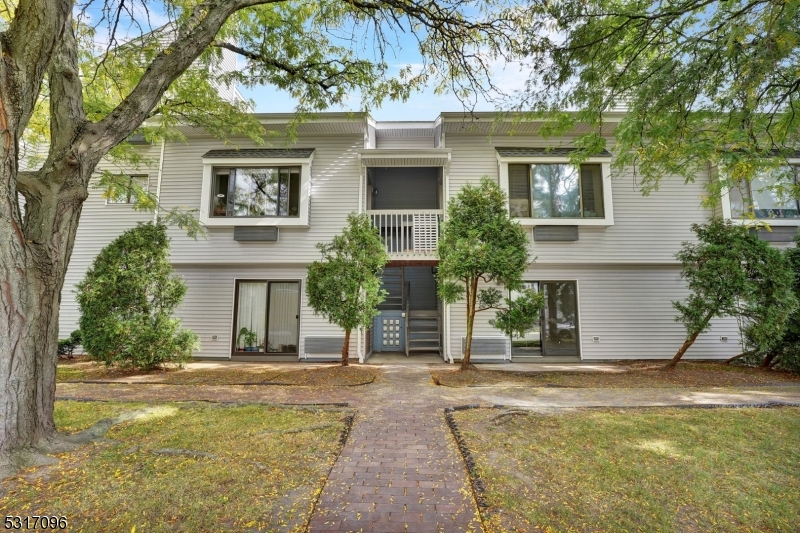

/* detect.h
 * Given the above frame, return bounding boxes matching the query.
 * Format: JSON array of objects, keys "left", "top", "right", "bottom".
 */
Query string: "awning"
[{"left": 358, "top": 149, "right": 451, "bottom": 168}]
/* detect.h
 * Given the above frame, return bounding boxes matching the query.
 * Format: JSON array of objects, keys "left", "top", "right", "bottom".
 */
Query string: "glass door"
[
  {"left": 233, "top": 280, "right": 300, "bottom": 355},
  {"left": 510, "top": 282, "right": 542, "bottom": 357},
  {"left": 541, "top": 281, "right": 579, "bottom": 357},
  {"left": 267, "top": 282, "right": 300, "bottom": 354}
]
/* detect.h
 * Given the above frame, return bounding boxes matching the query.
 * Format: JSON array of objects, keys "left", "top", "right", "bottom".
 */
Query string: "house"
[{"left": 57, "top": 112, "right": 799, "bottom": 363}]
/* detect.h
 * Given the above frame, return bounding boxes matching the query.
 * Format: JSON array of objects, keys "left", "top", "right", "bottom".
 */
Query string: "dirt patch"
[
  {"left": 432, "top": 361, "right": 800, "bottom": 388},
  {"left": 59, "top": 362, "right": 379, "bottom": 387}
]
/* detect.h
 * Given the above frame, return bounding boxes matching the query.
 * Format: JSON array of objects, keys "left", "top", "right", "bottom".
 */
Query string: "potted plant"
[{"left": 236, "top": 327, "right": 258, "bottom": 352}]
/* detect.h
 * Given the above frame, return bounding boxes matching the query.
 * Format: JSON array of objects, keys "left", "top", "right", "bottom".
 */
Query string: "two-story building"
[{"left": 57, "top": 112, "right": 799, "bottom": 363}]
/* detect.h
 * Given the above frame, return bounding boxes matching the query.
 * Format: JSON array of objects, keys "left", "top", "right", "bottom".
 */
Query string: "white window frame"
[
  {"left": 720, "top": 159, "right": 800, "bottom": 227},
  {"left": 496, "top": 155, "right": 614, "bottom": 227},
  {"left": 200, "top": 155, "right": 313, "bottom": 228},
  {"left": 104, "top": 173, "right": 150, "bottom": 205}
]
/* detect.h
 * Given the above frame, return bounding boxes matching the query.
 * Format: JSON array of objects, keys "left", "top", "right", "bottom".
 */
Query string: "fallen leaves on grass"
[
  {"left": 454, "top": 407, "right": 800, "bottom": 533},
  {"left": 1, "top": 401, "right": 353, "bottom": 533},
  {"left": 431, "top": 361, "right": 800, "bottom": 389}
]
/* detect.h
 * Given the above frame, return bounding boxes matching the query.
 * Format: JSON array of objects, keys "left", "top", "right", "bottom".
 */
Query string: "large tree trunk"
[
  {"left": 461, "top": 278, "right": 479, "bottom": 371},
  {"left": 760, "top": 351, "right": 779, "bottom": 369},
  {"left": 341, "top": 329, "right": 351, "bottom": 367},
  {"left": 0, "top": 166, "right": 86, "bottom": 463}
]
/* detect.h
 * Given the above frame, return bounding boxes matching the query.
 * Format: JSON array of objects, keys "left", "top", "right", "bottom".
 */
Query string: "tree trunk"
[
  {"left": 461, "top": 277, "right": 479, "bottom": 371},
  {"left": 341, "top": 329, "right": 351, "bottom": 367},
  {"left": 760, "top": 351, "right": 778, "bottom": 369},
  {"left": 663, "top": 310, "right": 716, "bottom": 370}
]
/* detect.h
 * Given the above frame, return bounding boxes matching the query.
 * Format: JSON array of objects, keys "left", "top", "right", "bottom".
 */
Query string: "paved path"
[
  {"left": 55, "top": 365, "right": 800, "bottom": 533},
  {"left": 308, "top": 368, "right": 481, "bottom": 533}
]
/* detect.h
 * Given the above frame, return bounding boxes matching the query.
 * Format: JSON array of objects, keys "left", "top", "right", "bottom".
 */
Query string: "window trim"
[
  {"left": 230, "top": 278, "right": 302, "bottom": 357},
  {"left": 104, "top": 174, "right": 150, "bottom": 205},
  {"left": 721, "top": 160, "right": 800, "bottom": 226},
  {"left": 201, "top": 156, "right": 313, "bottom": 227},
  {"left": 497, "top": 155, "right": 614, "bottom": 227}
]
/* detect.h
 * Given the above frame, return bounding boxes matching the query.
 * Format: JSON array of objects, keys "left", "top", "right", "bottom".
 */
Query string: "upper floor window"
[
  {"left": 212, "top": 167, "right": 301, "bottom": 218},
  {"left": 508, "top": 163, "right": 604, "bottom": 219},
  {"left": 728, "top": 165, "right": 800, "bottom": 219},
  {"left": 106, "top": 174, "right": 148, "bottom": 204}
]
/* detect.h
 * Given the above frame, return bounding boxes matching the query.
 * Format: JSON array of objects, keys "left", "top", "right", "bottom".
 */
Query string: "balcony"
[{"left": 367, "top": 209, "right": 443, "bottom": 258}]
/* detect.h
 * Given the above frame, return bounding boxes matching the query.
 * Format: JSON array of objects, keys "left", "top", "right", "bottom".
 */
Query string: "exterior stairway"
[
  {"left": 379, "top": 267, "right": 404, "bottom": 310},
  {"left": 406, "top": 309, "right": 441, "bottom": 355}
]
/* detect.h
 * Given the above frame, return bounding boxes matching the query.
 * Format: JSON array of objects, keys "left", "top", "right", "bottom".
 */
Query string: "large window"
[
  {"left": 729, "top": 166, "right": 800, "bottom": 219},
  {"left": 233, "top": 280, "right": 300, "bottom": 355},
  {"left": 509, "top": 164, "right": 604, "bottom": 219},
  {"left": 106, "top": 174, "right": 148, "bottom": 204},
  {"left": 212, "top": 167, "right": 301, "bottom": 218}
]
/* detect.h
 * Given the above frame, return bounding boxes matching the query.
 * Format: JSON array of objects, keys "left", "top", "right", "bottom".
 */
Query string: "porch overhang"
[{"left": 357, "top": 149, "right": 451, "bottom": 168}]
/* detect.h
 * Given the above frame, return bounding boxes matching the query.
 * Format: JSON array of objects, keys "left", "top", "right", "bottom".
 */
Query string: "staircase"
[
  {"left": 406, "top": 309, "right": 441, "bottom": 355},
  {"left": 379, "top": 267, "right": 404, "bottom": 310}
]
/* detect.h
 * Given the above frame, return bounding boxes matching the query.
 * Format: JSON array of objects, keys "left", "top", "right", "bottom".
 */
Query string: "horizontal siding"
[
  {"left": 446, "top": 134, "right": 713, "bottom": 264},
  {"left": 376, "top": 137, "right": 434, "bottom": 149},
  {"left": 173, "top": 265, "right": 356, "bottom": 360},
  {"left": 159, "top": 135, "right": 364, "bottom": 264},
  {"left": 446, "top": 265, "right": 741, "bottom": 362}
]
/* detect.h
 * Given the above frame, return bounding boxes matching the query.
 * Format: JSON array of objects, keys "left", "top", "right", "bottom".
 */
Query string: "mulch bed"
[
  {"left": 432, "top": 361, "right": 800, "bottom": 389},
  {"left": 58, "top": 364, "right": 378, "bottom": 387}
]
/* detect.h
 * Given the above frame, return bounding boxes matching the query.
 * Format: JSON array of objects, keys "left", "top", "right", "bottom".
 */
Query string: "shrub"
[
  {"left": 76, "top": 222, "right": 199, "bottom": 370},
  {"left": 57, "top": 330, "right": 82, "bottom": 359}
]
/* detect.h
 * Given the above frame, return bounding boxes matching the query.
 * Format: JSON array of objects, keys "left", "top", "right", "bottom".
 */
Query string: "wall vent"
[{"left": 533, "top": 225, "right": 579, "bottom": 242}]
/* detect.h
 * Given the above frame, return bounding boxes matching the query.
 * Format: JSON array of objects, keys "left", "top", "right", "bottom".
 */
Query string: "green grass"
[
  {"left": 455, "top": 407, "right": 800, "bottom": 533},
  {"left": 2, "top": 401, "right": 351, "bottom": 532}
]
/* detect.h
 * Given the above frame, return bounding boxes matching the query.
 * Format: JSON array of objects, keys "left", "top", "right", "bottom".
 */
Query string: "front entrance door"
[{"left": 373, "top": 311, "right": 405, "bottom": 352}]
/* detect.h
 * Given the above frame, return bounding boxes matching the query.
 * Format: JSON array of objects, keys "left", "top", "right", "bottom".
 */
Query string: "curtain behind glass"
[
  {"left": 267, "top": 282, "right": 300, "bottom": 352},
  {"left": 236, "top": 282, "right": 267, "bottom": 351}
]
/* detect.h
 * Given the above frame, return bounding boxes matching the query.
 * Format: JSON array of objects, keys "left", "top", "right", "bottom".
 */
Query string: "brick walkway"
[{"left": 308, "top": 369, "right": 482, "bottom": 533}]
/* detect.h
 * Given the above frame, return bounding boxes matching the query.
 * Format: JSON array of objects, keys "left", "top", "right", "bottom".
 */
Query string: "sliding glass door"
[
  {"left": 509, "top": 281, "right": 580, "bottom": 358},
  {"left": 510, "top": 282, "right": 542, "bottom": 357},
  {"left": 233, "top": 280, "right": 300, "bottom": 355}
]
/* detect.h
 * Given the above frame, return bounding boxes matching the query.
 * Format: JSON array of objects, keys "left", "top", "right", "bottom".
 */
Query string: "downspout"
[
  {"left": 153, "top": 138, "right": 166, "bottom": 221},
  {"left": 444, "top": 152, "right": 453, "bottom": 363},
  {"left": 357, "top": 154, "right": 365, "bottom": 364}
]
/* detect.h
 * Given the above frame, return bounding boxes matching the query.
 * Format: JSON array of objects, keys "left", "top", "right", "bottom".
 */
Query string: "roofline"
[{"left": 436, "top": 111, "right": 627, "bottom": 123}]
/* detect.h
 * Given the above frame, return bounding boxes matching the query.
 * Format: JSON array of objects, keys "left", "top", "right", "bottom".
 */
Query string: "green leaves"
[
  {"left": 673, "top": 218, "right": 797, "bottom": 357},
  {"left": 76, "top": 222, "right": 199, "bottom": 370},
  {"left": 305, "top": 213, "right": 390, "bottom": 359}
]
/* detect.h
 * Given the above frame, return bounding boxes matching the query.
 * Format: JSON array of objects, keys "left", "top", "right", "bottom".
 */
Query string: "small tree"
[
  {"left": 668, "top": 219, "right": 796, "bottom": 370},
  {"left": 76, "top": 222, "right": 199, "bottom": 371},
  {"left": 437, "top": 177, "right": 544, "bottom": 371},
  {"left": 306, "top": 213, "right": 389, "bottom": 366}
]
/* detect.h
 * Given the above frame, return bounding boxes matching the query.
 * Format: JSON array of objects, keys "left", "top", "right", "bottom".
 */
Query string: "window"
[
  {"left": 233, "top": 280, "right": 300, "bottom": 355},
  {"left": 212, "top": 167, "right": 301, "bottom": 218},
  {"left": 729, "top": 166, "right": 800, "bottom": 219},
  {"left": 509, "top": 164, "right": 604, "bottom": 218},
  {"left": 106, "top": 174, "right": 148, "bottom": 204}
]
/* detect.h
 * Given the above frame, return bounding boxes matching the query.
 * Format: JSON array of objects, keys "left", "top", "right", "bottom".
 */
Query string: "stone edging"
[{"left": 60, "top": 377, "right": 375, "bottom": 387}]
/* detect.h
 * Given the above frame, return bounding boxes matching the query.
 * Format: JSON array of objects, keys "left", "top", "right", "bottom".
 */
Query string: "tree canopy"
[{"left": 516, "top": 0, "right": 800, "bottom": 207}]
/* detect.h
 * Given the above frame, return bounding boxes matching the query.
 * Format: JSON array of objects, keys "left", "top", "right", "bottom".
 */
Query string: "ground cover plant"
[
  {"left": 454, "top": 407, "right": 800, "bottom": 533},
  {"left": 431, "top": 361, "right": 800, "bottom": 388},
  {"left": 0, "top": 401, "right": 353, "bottom": 532},
  {"left": 56, "top": 363, "right": 379, "bottom": 386}
]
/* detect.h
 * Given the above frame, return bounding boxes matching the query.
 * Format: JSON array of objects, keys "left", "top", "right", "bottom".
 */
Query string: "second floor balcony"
[{"left": 368, "top": 209, "right": 443, "bottom": 258}]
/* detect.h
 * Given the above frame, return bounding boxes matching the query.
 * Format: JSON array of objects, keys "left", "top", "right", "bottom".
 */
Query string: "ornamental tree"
[
  {"left": 306, "top": 213, "right": 389, "bottom": 366},
  {"left": 437, "top": 177, "right": 544, "bottom": 371},
  {"left": 76, "top": 222, "right": 199, "bottom": 371},
  {"left": 669, "top": 219, "right": 796, "bottom": 369},
  {"left": 0, "top": 0, "right": 524, "bottom": 462}
]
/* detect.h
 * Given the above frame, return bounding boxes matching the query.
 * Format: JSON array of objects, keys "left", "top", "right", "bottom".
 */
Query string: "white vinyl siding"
[{"left": 446, "top": 265, "right": 741, "bottom": 362}]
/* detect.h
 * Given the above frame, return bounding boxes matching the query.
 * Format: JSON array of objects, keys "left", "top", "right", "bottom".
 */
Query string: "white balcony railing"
[{"left": 367, "top": 209, "right": 443, "bottom": 258}]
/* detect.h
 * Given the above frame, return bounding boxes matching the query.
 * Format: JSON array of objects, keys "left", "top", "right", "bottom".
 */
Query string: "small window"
[
  {"left": 510, "top": 164, "right": 604, "bottom": 219},
  {"left": 107, "top": 174, "right": 148, "bottom": 204},
  {"left": 729, "top": 166, "right": 800, "bottom": 219},
  {"left": 212, "top": 166, "right": 301, "bottom": 218}
]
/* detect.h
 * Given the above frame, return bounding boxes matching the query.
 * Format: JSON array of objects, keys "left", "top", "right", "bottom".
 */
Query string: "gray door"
[{"left": 373, "top": 311, "right": 405, "bottom": 352}]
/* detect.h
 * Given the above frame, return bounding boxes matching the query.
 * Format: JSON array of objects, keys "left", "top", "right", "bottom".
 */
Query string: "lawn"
[
  {"left": 56, "top": 361, "right": 378, "bottom": 386},
  {"left": 1, "top": 401, "right": 354, "bottom": 532},
  {"left": 432, "top": 361, "right": 800, "bottom": 388},
  {"left": 453, "top": 407, "right": 800, "bottom": 533}
]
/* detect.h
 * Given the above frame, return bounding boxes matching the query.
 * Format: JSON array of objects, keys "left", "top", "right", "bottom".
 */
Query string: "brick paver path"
[{"left": 308, "top": 368, "right": 482, "bottom": 533}]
